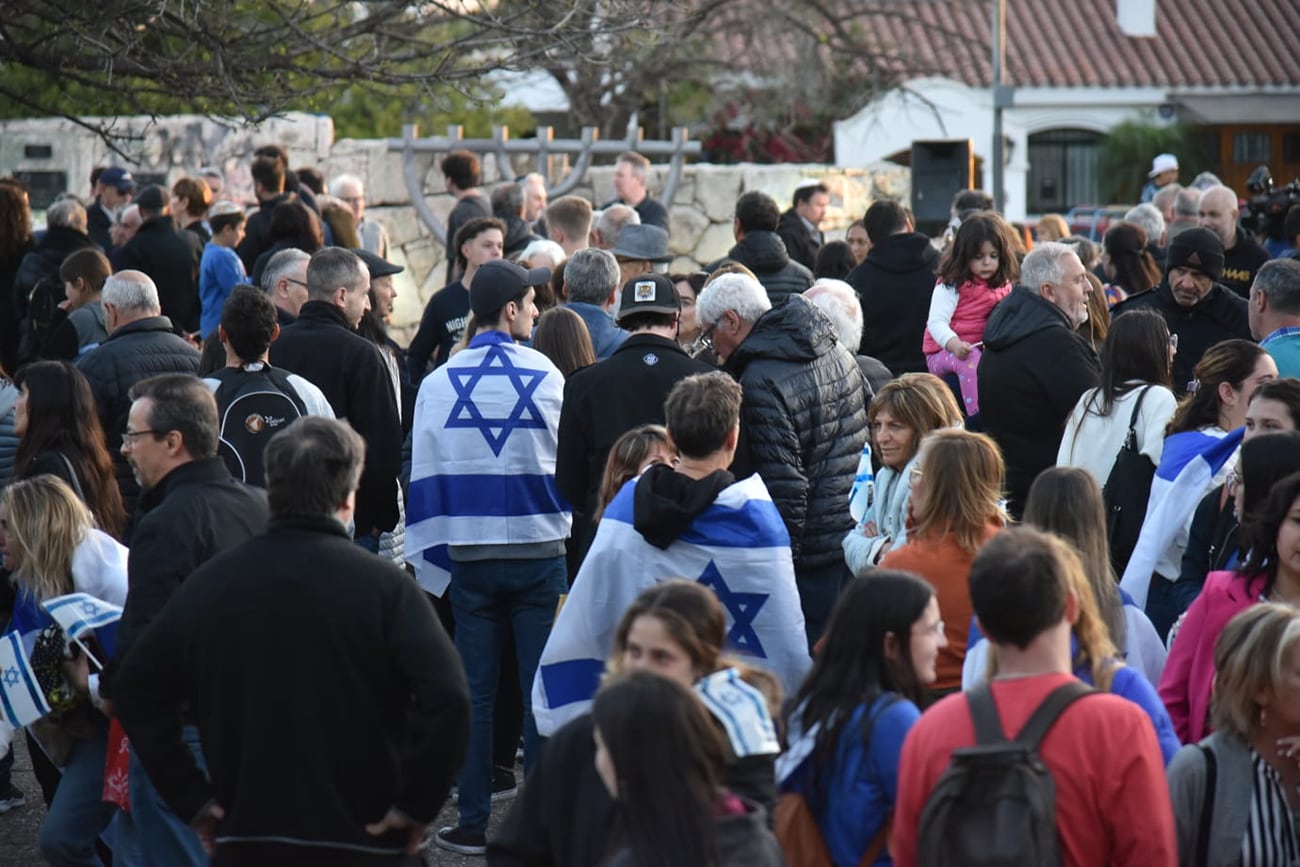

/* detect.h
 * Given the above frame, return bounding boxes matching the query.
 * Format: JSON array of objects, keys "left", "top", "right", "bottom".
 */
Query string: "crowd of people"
[{"left": 2, "top": 142, "right": 1300, "bottom": 867}]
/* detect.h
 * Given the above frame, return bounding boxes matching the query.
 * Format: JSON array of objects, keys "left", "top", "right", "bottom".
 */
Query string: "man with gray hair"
[
  {"left": 1199, "top": 185, "right": 1270, "bottom": 298},
  {"left": 77, "top": 270, "right": 200, "bottom": 514},
  {"left": 12, "top": 196, "right": 96, "bottom": 364},
  {"left": 978, "top": 242, "right": 1100, "bottom": 516},
  {"left": 1249, "top": 258, "right": 1300, "bottom": 378},
  {"left": 113, "top": 416, "right": 469, "bottom": 866},
  {"left": 1152, "top": 183, "right": 1182, "bottom": 225},
  {"left": 269, "top": 248, "right": 402, "bottom": 551},
  {"left": 592, "top": 203, "right": 641, "bottom": 251},
  {"left": 1168, "top": 186, "right": 1201, "bottom": 242},
  {"left": 260, "top": 247, "right": 311, "bottom": 326},
  {"left": 563, "top": 247, "right": 628, "bottom": 359},
  {"left": 804, "top": 278, "right": 892, "bottom": 394},
  {"left": 330, "top": 172, "right": 389, "bottom": 258},
  {"left": 1124, "top": 202, "right": 1167, "bottom": 262},
  {"left": 696, "top": 271, "right": 869, "bottom": 645}
]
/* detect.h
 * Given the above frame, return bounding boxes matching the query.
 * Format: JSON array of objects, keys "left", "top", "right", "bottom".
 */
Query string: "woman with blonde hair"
[
  {"left": 1167, "top": 603, "right": 1300, "bottom": 864},
  {"left": 0, "top": 474, "right": 128, "bottom": 865},
  {"left": 843, "top": 372, "right": 963, "bottom": 575},
  {"left": 879, "top": 428, "right": 1006, "bottom": 694}
]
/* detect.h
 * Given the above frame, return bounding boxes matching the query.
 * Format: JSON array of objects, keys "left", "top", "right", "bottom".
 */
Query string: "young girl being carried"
[{"left": 922, "top": 213, "right": 1020, "bottom": 416}]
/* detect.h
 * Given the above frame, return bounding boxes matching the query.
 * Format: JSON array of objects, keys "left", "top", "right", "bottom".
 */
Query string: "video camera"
[{"left": 1241, "top": 165, "right": 1300, "bottom": 242}]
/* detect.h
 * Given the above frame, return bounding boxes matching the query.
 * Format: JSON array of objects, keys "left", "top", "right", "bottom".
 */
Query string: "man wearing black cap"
[
  {"left": 112, "top": 184, "right": 203, "bottom": 335},
  {"left": 405, "top": 258, "right": 568, "bottom": 856},
  {"left": 556, "top": 273, "right": 715, "bottom": 572},
  {"left": 89, "top": 166, "right": 136, "bottom": 250},
  {"left": 1112, "top": 226, "right": 1250, "bottom": 392}
]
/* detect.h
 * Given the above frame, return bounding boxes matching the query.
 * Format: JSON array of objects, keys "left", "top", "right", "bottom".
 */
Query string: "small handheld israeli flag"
[
  {"left": 0, "top": 631, "right": 51, "bottom": 728},
  {"left": 41, "top": 593, "right": 124, "bottom": 666}
]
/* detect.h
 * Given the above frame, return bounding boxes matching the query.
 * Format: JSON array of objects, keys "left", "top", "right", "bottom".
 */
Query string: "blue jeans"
[
  {"left": 114, "top": 725, "right": 209, "bottom": 867},
  {"left": 38, "top": 732, "right": 119, "bottom": 867},
  {"left": 450, "top": 555, "right": 566, "bottom": 834}
]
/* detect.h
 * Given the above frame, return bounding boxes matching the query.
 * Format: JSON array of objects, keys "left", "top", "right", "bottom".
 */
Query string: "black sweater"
[{"left": 113, "top": 514, "right": 470, "bottom": 854}]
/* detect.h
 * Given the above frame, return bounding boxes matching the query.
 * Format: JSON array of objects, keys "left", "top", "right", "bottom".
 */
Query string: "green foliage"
[
  {"left": 1098, "top": 118, "right": 1209, "bottom": 202},
  {"left": 324, "top": 86, "right": 536, "bottom": 141}
]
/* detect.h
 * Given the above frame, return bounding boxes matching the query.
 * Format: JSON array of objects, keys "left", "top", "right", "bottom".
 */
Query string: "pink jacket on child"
[
  {"left": 1157, "top": 569, "right": 1266, "bottom": 744},
  {"left": 922, "top": 278, "right": 1012, "bottom": 355}
]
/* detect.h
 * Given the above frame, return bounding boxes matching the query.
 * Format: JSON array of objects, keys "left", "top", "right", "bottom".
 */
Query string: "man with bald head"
[{"left": 1198, "top": 185, "right": 1269, "bottom": 298}]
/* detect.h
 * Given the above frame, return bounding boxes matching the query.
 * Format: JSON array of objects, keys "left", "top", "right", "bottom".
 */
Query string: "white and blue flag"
[
  {"left": 0, "top": 630, "right": 51, "bottom": 729},
  {"left": 41, "top": 593, "right": 123, "bottom": 659},
  {"left": 1120, "top": 426, "right": 1243, "bottom": 608},
  {"left": 532, "top": 473, "right": 811, "bottom": 736},
  {"left": 405, "top": 331, "right": 570, "bottom": 596}
]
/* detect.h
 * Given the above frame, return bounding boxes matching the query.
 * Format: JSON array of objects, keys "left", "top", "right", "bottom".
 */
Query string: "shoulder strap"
[
  {"left": 965, "top": 683, "right": 1007, "bottom": 745},
  {"left": 1195, "top": 744, "right": 1217, "bottom": 867},
  {"left": 260, "top": 365, "right": 309, "bottom": 415},
  {"left": 1013, "top": 680, "right": 1094, "bottom": 750},
  {"left": 1125, "top": 385, "right": 1154, "bottom": 434},
  {"left": 57, "top": 452, "right": 86, "bottom": 502}
]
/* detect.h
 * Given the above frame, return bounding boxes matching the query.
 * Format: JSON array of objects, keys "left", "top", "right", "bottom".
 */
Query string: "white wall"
[{"left": 833, "top": 77, "right": 1170, "bottom": 221}]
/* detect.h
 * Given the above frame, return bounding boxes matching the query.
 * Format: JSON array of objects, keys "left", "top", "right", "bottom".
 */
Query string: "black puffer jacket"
[
  {"left": 977, "top": 287, "right": 1100, "bottom": 517},
  {"left": 846, "top": 232, "right": 939, "bottom": 375},
  {"left": 76, "top": 316, "right": 201, "bottom": 516},
  {"left": 709, "top": 231, "right": 813, "bottom": 307},
  {"left": 1110, "top": 281, "right": 1249, "bottom": 394},
  {"left": 725, "top": 294, "right": 868, "bottom": 572}
]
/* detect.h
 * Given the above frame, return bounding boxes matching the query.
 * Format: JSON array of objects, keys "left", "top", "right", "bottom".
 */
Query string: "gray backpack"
[{"left": 916, "top": 680, "right": 1093, "bottom": 867}]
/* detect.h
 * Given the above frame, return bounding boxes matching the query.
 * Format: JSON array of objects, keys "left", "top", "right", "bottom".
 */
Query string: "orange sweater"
[{"left": 879, "top": 521, "right": 1002, "bottom": 690}]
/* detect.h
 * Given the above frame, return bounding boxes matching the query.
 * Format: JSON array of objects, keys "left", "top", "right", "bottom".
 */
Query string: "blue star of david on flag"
[
  {"left": 697, "top": 560, "right": 769, "bottom": 658},
  {"left": 2, "top": 667, "right": 18, "bottom": 688},
  {"left": 444, "top": 344, "right": 549, "bottom": 456},
  {"left": 80, "top": 601, "right": 99, "bottom": 616}
]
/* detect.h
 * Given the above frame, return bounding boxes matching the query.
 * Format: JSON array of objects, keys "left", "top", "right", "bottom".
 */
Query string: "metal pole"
[{"left": 991, "top": 0, "right": 1006, "bottom": 212}]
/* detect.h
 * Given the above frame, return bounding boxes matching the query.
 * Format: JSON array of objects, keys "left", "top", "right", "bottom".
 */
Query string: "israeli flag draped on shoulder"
[
  {"left": 1120, "top": 426, "right": 1243, "bottom": 608},
  {"left": 532, "top": 472, "right": 811, "bottom": 736},
  {"left": 405, "top": 331, "right": 570, "bottom": 596}
]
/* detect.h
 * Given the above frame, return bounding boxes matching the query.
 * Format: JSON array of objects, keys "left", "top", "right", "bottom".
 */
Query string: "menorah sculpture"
[{"left": 386, "top": 117, "right": 702, "bottom": 246}]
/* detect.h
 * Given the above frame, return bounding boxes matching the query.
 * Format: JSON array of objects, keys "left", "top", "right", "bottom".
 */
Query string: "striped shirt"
[{"left": 1241, "top": 749, "right": 1299, "bottom": 866}]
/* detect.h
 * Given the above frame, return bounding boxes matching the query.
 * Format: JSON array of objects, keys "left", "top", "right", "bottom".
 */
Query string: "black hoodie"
[
  {"left": 846, "top": 232, "right": 940, "bottom": 375},
  {"left": 632, "top": 465, "right": 735, "bottom": 548},
  {"left": 708, "top": 231, "right": 813, "bottom": 307},
  {"left": 978, "top": 287, "right": 1100, "bottom": 517}
]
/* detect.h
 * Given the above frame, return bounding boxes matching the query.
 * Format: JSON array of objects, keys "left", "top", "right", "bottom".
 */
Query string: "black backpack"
[
  {"left": 19, "top": 274, "right": 66, "bottom": 363},
  {"left": 209, "top": 365, "right": 308, "bottom": 487},
  {"left": 916, "top": 681, "right": 1093, "bottom": 867}
]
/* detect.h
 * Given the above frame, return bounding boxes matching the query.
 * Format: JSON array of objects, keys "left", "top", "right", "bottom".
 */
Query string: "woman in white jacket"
[
  {"left": 1058, "top": 308, "right": 1178, "bottom": 485},
  {"left": 843, "top": 373, "right": 962, "bottom": 576}
]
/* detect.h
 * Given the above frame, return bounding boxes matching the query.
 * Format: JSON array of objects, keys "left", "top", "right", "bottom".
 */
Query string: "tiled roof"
[{"left": 852, "top": 0, "right": 1300, "bottom": 89}]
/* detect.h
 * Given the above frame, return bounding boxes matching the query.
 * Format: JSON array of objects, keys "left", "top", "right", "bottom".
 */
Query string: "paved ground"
[{"left": 0, "top": 737, "right": 517, "bottom": 865}]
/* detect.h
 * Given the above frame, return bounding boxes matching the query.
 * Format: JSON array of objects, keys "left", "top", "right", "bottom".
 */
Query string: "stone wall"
[{"left": 0, "top": 113, "right": 909, "bottom": 337}]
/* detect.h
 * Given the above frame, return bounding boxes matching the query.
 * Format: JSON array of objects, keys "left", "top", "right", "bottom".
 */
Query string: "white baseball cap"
[{"left": 1149, "top": 153, "right": 1179, "bottom": 178}]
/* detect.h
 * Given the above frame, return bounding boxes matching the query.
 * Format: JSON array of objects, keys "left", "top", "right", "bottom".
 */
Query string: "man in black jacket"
[
  {"left": 707, "top": 191, "right": 812, "bottom": 307},
  {"left": 269, "top": 248, "right": 402, "bottom": 549},
  {"left": 111, "top": 185, "right": 202, "bottom": 334},
  {"left": 978, "top": 242, "right": 1101, "bottom": 518},
  {"left": 114, "top": 416, "right": 469, "bottom": 866},
  {"left": 97, "top": 373, "right": 268, "bottom": 864},
  {"left": 846, "top": 199, "right": 939, "bottom": 375},
  {"left": 697, "top": 273, "right": 869, "bottom": 644},
  {"left": 556, "top": 273, "right": 715, "bottom": 573},
  {"left": 77, "top": 271, "right": 200, "bottom": 517},
  {"left": 237, "top": 155, "right": 294, "bottom": 272},
  {"left": 1111, "top": 227, "right": 1250, "bottom": 393},
  {"left": 11, "top": 197, "right": 97, "bottom": 363},
  {"left": 776, "top": 182, "right": 828, "bottom": 271}
]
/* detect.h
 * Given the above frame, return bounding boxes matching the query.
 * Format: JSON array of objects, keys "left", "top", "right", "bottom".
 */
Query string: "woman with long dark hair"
[
  {"left": 491, "top": 579, "right": 782, "bottom": 867},
  {"left": 592, "top": 671, "right": 784, "bottom": 867},
  {"left": 1124, "top": 340, "right": 1276, "bottom": 636},
  {"left": 1059, "top": 309, "right": 1177, "bottom": 485},
  {"left": 1161, "top": 445, "right": 1300, "bottom": 744},
  {"left": 0, "top": 180, "right": 35, "bottom": 373},
  {"left": 249, "top": 199, "right": 324, "bottom": 284},
  {"left": 12, "top": 361, "right": 126, "bottom": 539},
  {"left": 531, "top": 306, "right": 596, "bottom": 378},
  {"left": 1101, "top": 221, "right": 1161, "bottom": 303},
  {"left": 779, "top": 571, "right": 944, "bottom": 865}
]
